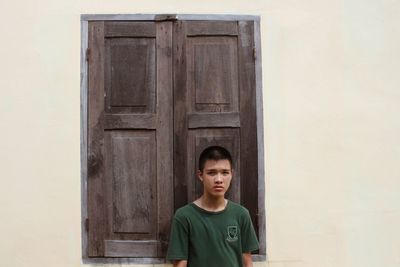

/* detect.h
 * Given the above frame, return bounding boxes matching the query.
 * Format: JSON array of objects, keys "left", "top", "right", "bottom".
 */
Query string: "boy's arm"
[
  {"left": 242, "top": 253, "right": 253, "bottom": 267},
  {"left": 173, "top": 260, "right": 188, "bottom": 267}
]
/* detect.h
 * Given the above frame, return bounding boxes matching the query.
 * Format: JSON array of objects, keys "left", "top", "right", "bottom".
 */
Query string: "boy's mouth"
[{"left": 213, "top": 186, "right": 224, "bottom": 191}]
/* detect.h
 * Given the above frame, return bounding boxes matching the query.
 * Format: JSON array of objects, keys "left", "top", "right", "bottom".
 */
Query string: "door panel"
[
  {"left": 107, "top": 131, "right": 156, "bottom": 235},
  {"left": 105, "top": 37, "right": 156, "bottom": 113},
  {"left": 187, "top": 36, "right": 239, "bottom": 112},
  {"left": 87, "top": 21, "right": 173, "bottom": 257},
  {"left": 173, "top": 21, "right": 259, "bottom": 232}
]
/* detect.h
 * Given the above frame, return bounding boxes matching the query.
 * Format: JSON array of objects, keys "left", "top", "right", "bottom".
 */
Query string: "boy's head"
[
  {"left": 197, "top": 146, "right": 233, "bottom": 198},
  {"left": 198, "top": 146, "right": 233, "bottom": 172}
]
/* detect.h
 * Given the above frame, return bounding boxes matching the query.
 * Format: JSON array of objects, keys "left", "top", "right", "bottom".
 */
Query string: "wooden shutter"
[
  {"left": 87, "top": 21, "right": 173, "bottom": 257},
  {"left": 173, "top": 21, "right": 259, "bottom": 233}
]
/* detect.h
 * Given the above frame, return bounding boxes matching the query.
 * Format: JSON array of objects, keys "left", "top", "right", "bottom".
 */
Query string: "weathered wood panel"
[
  {"left": 80, "top": 18, "right": 89, "bottom": 260},
  {"left": 108, "top": 131, "right": 156, "bottom": 234},
  {"left": 238, "top": 21, "right": 259, "bottom": 236},
  {"left": 174, "top": 21, "right": 247, "bottom": 211},
  {"left": 173, "top": 21, "right": 189, "bottom": 210},
  {"left": 187, "top": 112, "right": 240, "bottom": 129},
  {"left": 186, "top": 21, "right": 238, "bottom": 36},
  {"left": 104, "top": 114, "right": 156, "bottom": 130},
  {"left": 87, "top": 20, "right": 174, "bottom": 258},
  {"left": 155, "top": 21, "right": 174, "bottom": 256},
  {"left": 87, "top": 21, "right": 106, "bottom": 257},
  {"left": 104, "top": 240, "right": 159, "bottom": 257},
  {"left": 105, "top": 37, "right": 156, "bottom": 114},
  {"left": 105, "top": 22, "right": 156, "bottom": 37},
  {"left": 187, "top": 36, "right": 239, "bottom": 113}
]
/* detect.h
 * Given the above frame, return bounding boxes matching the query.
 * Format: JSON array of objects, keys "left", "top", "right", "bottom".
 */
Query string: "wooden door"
[
  {"left": 87, "top": 21, "right": 173, "bottom": 257},
  {"left": 173, "top": 21, "right": 259, "bottom": 233},
  {"left": 86, "top": 18, "right": 260, "bottom": 258}
]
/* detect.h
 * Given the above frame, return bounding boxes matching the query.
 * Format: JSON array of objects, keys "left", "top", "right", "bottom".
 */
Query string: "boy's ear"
[{"left": 197, "top": 170, "right": 203, "bottom": 181}]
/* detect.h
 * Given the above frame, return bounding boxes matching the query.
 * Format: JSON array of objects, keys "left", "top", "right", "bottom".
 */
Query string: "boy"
[{"left": 167, "top": 146, "right": 259, "bottom": 267}]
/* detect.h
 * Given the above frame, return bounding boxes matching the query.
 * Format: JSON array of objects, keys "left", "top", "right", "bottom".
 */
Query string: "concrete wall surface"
[{"left": 0, "top": 0, "right": 399, "bottom": 267}]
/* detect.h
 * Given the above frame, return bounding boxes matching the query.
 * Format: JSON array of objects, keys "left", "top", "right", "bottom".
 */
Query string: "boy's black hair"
[{"left": 198, "top": 146, "right": 233, "bottom": 171}]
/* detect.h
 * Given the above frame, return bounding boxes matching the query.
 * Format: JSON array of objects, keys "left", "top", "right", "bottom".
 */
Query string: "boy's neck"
[{"left": 195, "top": 194, "right": 227, "bottom": 212}]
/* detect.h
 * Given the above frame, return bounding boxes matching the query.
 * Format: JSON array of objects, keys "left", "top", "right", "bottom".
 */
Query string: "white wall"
[{"left": 0, "top": 0, "right": 399, "bottom": 267}]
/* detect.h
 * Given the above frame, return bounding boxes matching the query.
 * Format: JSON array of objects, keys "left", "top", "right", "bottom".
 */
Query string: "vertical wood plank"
[
  {"left": 80, "top": 19, "right": 89, "bottom": 259},
  {"left": 253, "top": 20, "right": 266, "bottom": 256},
  {"left": 156, "top": 21, "right": 174, "bottom": 256},
  {"left": 173, "top": 21, "right": 189, "bottom": 210},
  {"left": 238, "top": 21, "right": 259, "bottom": 236},
  {"left": 87, "top": 21, "right": 106, "bottom": 257}
]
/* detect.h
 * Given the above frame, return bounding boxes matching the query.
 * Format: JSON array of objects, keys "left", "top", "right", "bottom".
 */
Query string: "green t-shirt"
[{"left": 166, "top": 200, "right": 259, "bottom": 267}]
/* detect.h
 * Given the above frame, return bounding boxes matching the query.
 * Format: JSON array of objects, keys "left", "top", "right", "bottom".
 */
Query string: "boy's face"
[{"left": 197, "top": 159, "right": 233, "bottom": 198}]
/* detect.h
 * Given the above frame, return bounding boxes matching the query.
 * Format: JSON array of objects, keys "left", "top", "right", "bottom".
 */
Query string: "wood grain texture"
[
  {"left": 238, "top": 21, "right": 259, "bottom": 239},
  {"left": 186, "top": 21, "right": 238, "bottom": 36},
  {"left": 105, "top": 37, "right": 156, "bottom": 114},
  {"left": 105, "top": 21, "right": 156, "bottom": 37},
  {"left": 87, "top": 20, "right": 174, "bottom": 259},
  {"left": 187, "top": 112, "right": 240, "bottom": 129},
  {"left": 109, "top": 39, "right": 155, "bottom": 107},
  {"left": 104, "top": 21, "right": 173, "bottom": 258},
  {"left": 104, "top": 114, "right": 156, "bottom": 129},
  {"left": 175, "top": 20, "right": 246, "bottom": 211},
  {"left": 109, "top": 132, "right": 156, "bottom": 234},
  {"left": 187, "top": 36, "right": 239, "bottom": 113},
  {"left": 104, "top": 240, "right": 159, "bottom": 257},
  {"left": 83, "top": 257, "right": 167, "bottom": 264},
  {"left": 155, "top": 21, "right": 174, "bottom": 256},
  {"left": 80, "top": 19, "right": 89, "bottom": 259},
  {"left": 87, "top": 21, "right": 106, "bottom": 257},
  {"left": 176, "top": 21, "right": 244, "bottom": 209},
  {"left": 173, "top": 21, "right": 189, "bottom": 210}
]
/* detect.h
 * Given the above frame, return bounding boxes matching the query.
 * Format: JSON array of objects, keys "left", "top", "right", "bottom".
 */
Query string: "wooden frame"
[{"left": 80, "top": 14, "right": 265, "bottom": 264}]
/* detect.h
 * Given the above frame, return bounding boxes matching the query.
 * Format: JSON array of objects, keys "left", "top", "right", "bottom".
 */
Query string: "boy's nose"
[{"left": 215, "top": 174, "right": 223, "bottom": 183}]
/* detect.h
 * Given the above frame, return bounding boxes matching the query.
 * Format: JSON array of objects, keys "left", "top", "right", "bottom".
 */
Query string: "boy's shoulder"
[
  {"left": 226, "top": 200, "right": 251, "bottom": 216},
  {"left": 173, "top": 203, "right": 195, "bottom": 219},
  {"left": 227, "top": 200, "right": 248, "bottom": 210}
]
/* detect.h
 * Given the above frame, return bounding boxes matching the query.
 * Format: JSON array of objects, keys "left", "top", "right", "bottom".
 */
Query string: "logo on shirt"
[{"left": 226, "top": 226, "right": 238, "bottom": 242}]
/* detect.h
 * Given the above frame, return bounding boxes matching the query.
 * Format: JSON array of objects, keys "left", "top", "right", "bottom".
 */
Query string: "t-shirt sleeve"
[
  {"left": 240, "top": 210, "right": 259, "bottom": 253},
  {"left": 166, "top": 215, "right": 189, "bottom": 260}
]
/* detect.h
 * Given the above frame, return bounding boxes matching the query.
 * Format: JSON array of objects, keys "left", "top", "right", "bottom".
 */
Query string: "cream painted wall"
[{"left": 1, "top": 0, "right": 399, "bottom": 267}]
